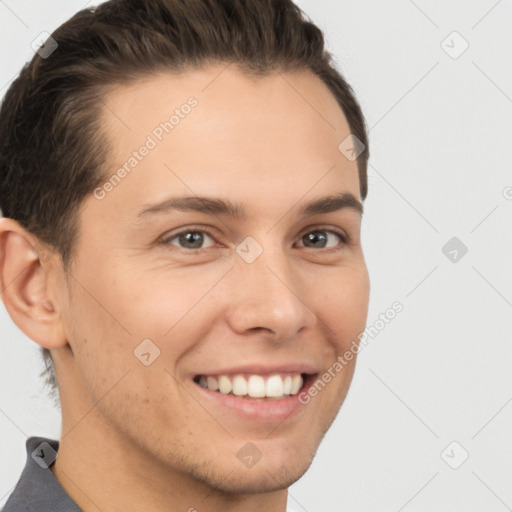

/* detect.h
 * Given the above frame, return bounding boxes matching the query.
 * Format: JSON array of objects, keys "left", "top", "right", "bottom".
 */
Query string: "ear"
[{"left": 0, "top": 217, "right": 67, "bottom": 349}]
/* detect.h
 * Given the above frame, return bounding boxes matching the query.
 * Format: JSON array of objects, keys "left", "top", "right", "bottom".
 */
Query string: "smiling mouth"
[{"left": 193, "top": 372, "right": 309, "bottom": 400}]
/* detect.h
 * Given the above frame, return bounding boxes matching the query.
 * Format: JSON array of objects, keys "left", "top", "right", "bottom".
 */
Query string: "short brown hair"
[{"left": 0, "top": 0, "right": 369, "bottom": 400}]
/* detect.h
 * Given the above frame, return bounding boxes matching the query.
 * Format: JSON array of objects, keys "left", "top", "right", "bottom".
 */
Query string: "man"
[{"left": 0, "top": 0, "right": 370, "bottom": 510}]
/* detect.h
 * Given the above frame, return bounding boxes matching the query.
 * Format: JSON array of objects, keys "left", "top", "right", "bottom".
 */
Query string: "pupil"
[
  {"left": 181, "top": 232, "right": 203, "bottom": 249},
  {"left": 306, "top": 231, "right": 326, "bottom": 248}
]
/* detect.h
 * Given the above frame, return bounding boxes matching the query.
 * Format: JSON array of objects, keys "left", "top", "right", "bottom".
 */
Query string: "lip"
[
  {"left": 192, "top": 362, "right": 319, "bottom": 377},
  {"left": 191, "top": 373, "right": 317, "bottom": 423}
]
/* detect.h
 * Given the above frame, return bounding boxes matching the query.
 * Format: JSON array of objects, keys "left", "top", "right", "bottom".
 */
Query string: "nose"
[{"left": 225, "top": 243, "right": 317, "bottom": 342}]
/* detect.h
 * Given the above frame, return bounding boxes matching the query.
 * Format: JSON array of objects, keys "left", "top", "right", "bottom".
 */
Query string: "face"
[{"left": 53, "top": 64, "right": 370, "bottom": 493}]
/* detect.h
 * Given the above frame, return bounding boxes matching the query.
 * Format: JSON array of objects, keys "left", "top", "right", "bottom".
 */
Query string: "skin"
[{"left": 0, "top": 64, "right": 369, "bottom": 512}]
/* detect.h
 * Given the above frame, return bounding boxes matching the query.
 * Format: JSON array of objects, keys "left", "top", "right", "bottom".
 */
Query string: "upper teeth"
[{"left": 197, "top": 373, "right": 303, "bottom": 398}]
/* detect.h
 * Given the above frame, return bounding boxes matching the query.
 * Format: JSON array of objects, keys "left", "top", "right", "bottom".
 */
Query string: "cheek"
[
  {"left": 319, "top": 264, "right": 370, "bottom": 351},
  {"left": 316, "top": 268, "right": 368, "bottom": 413},
  {"left": 111, "top": 263, "right": 229, "bottom": 338},
  {"left": 61, "top": 271, "right": 143, "bottom": 398}
]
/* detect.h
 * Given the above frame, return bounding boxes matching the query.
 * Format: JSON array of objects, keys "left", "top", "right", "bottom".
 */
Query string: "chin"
[{"left": 192, "top": 456, "right": 314, "bottom": 495}]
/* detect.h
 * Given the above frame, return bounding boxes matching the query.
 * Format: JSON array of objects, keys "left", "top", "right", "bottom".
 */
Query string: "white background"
[{"left": 1, "top": 1, "right": 512, "bottom": 510}]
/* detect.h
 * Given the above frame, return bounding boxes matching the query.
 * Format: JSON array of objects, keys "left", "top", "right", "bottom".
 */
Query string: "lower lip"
[{"left": 192, "top": 375, "right": 314, "bottom": 423}]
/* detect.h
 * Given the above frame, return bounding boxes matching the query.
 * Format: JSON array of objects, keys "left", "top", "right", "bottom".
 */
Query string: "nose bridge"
[{"left": 226, "top": 236, "right": 315, "bottom": 337}]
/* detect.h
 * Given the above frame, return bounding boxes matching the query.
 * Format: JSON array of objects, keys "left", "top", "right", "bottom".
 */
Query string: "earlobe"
[{"left": 0, "top": 217, "right": 67, "bottom": 349}]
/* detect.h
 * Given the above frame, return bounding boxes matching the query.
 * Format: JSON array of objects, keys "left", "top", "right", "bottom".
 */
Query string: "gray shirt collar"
[{"left": 3, "top": 436, "right": 81, "bottom": 512}]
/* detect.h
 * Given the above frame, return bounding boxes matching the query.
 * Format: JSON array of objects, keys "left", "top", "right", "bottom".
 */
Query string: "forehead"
[
  {"left": 95, "top": 64, "right": 360, "bottom": 212},
  {"left": 101, "top": 64, "right": 349, "bottom": 132}
]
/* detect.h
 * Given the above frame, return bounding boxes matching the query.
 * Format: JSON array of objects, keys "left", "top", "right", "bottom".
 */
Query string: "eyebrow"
[{"left": 137, "top": 192, "right": 363, "bottom": 219}]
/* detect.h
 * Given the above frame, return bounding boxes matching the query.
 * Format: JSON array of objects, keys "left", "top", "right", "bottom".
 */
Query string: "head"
[{"left": 0, "top": 0, "right": 369, "bottom": 496}]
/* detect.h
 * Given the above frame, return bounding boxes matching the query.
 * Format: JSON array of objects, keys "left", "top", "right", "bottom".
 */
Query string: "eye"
[
  {"left": 162, "top": 229, "right": 217, "bottom": 250},
  {"left": 161, "top": 226, "right": 348, "bottom": 252},
  {"left": 296, "top": 228, "right": 348, "bottom": 250}
]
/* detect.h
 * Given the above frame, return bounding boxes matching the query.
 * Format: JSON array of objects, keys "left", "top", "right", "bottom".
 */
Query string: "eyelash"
[{"left": 160, "top": 225, "right": 349, "bottom": 253}]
